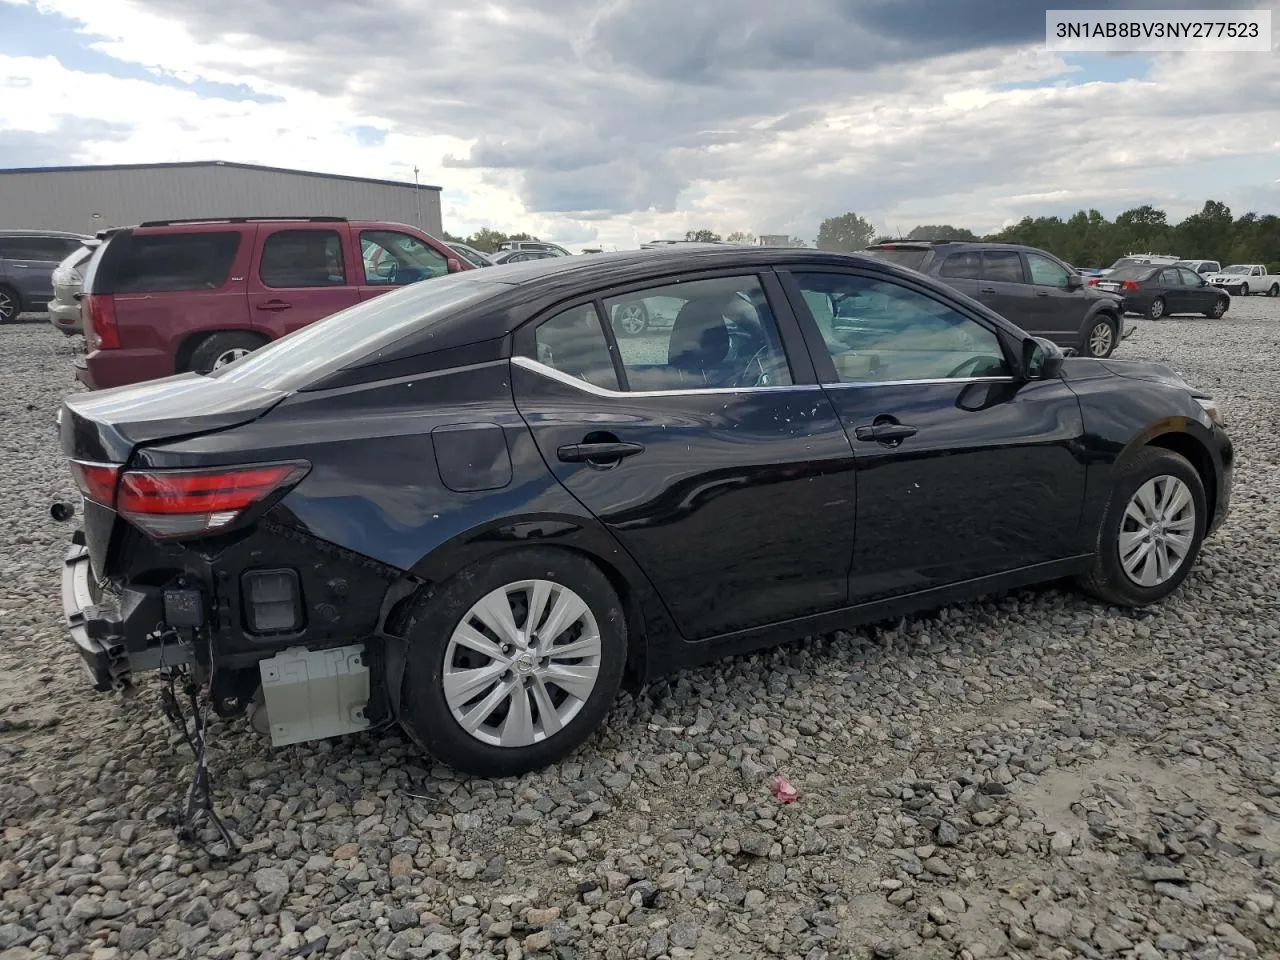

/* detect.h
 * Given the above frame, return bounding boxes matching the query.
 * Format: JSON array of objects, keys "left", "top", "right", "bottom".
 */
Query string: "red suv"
[{"left": 75, "top": 217, "right": 469, "bottom": 390}]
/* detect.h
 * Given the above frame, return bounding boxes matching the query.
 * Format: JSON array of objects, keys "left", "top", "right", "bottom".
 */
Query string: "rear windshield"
[
  {"left": 90, "top": 231, "right": 242, "bottom": 293},
  {"left": 210, "top": 273, "right": 503, "bottom": 393},
  {"left": 1103, "top": 265, "right": 1157, "bottom": 281},
  {"left": 862, "top": 246, "right": 932, "bottom": 271}
]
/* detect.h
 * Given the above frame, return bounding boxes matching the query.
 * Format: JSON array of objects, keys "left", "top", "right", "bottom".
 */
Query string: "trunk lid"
[{"left": 60, "top": 374, "right": 287, "bottom": 575}]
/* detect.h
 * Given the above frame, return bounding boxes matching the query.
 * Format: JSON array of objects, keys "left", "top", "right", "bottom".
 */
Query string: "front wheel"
[
  {"left": 1077, "top": 447, "right": 1206, "bottom": 607},
  {"left": 1146, "top": 297, "right": 1166, "bottom": 320},
  {"left": 1204, "top": 297, "right": 1228, "bottom": 319},
  {"left": 1268, "top": 283, "right": 1279, "bottom": 298},
  {"left": 612, "top": 301, "right": 649, "bottom": 337},
  {"left": 1083, "top": 317, "right": 1117, "bottom": 358},
  {"left": 1238, "top": 283, "right": 1249, "bottom": 297},
  {"left": 399, "top": 548, "right": 627, "bottom": 777}
]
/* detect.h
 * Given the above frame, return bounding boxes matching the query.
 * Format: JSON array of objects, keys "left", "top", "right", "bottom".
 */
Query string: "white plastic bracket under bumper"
[{"left": 259, "top": 644, "right": 371, "bottom": 747}]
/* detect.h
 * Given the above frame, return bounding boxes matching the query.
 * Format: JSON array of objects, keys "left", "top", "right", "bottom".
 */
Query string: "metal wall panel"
[{"left": 0, "top": 163, "right": 444, "bottom": 237}]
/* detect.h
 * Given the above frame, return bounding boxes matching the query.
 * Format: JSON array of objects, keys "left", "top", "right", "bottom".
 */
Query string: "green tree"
[
  {"left": 906, "top": 224, "right": 977, "bottom": 242},
  {"left": 725, "top": 231, "right": 756, "bottom": 245},
  {"left": 816, "top": 212, "right": 876, "bottom": 252},
  {"left": 1174, "top": 200, "right": 1233, "bottom": 259},
  {"left": 685, "top": 229, "right": 722, "bottom": 242}
]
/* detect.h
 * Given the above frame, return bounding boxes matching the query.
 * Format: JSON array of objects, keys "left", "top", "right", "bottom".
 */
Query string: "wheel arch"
[{"left": 1135, "top": 427, "right": 1219, "bottom": 531}]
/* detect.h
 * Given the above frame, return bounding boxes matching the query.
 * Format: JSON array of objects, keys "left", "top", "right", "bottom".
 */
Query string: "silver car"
[
  {"left": 0, "top": 230, "right": 92, "bottom": 323},
  {"left": 48, "top": 240, "right": 100, "bottom": 336}
]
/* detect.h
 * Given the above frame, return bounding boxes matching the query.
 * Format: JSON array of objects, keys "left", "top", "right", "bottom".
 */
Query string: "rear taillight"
[
  {"left": 70, "top": 461, "right": 121, "bottom": 505},
  {"left": 1087, "top": 278, "right": 1098, "bottom": 286},
  {"left": 1121, "top": 280, "right": 1140, "bottom": 291},
  {"left": 84, "top": 294, "right": 119, "bottom": 349}
]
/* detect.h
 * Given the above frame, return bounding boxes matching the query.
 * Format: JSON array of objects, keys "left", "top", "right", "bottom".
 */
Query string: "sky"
[{"left": 0, "top": 0, "right": 1277, "bottom": 251}]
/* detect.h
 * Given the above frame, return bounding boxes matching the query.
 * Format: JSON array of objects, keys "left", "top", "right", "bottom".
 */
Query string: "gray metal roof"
[{"left": 0, "top": 160, "right": 442, "bottom": 192}]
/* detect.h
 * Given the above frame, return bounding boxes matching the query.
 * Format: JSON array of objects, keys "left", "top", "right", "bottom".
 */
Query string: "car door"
[
  {"left": 511, "top": 271, "right": 858, "bottom": 641},
  {"left": 1156, "top": 268, "right": 1190, "bottom": 314},
  {"left": 5, "top": 235, "right": 75, "bottom": 307},
  {"left": 1024, "top": 251, "right": 1087, "bottom": 345},
  {"left": 781, "top": 267, "right": 1087, "bottom": 603},
  {"left": 975, "top": 250, "right": 1035, "bottom": 326},
  {"left": 355, "top": 227, "right": 450, "bottom": 302},
  {"left": 1175, "top": 267, "right": 1213, "bottom": 311},
  {"left": 249, "top": 224, "right": 360, "bottom": 336}
]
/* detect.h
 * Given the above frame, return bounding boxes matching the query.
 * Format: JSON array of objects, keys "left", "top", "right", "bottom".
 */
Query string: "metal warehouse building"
[{"left": 0, "top": 160, "right": 444, "bottom": 237}]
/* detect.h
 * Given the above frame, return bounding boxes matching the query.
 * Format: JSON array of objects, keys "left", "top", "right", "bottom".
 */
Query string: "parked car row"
[
  {"left": 0, "top": 229, "right": 93, "bottom": 322},
  {"left": 1089, "top": 264, "right": 1231, "bottom": 319}
]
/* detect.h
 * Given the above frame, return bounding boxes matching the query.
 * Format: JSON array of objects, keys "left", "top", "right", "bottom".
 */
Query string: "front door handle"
[
  {"left": 854, "top": 422, "right": 918, "bottom": 444},
  {"left": 1035, "top": 291, "right": 1050, "bottom": 297},
  {"left": 258, "top": 300, "right": 292, "bottom": 311},
  {"left": 979, "top": 286, "right": 995, "bottom": 294},
  {"left": 558, "top": 441, "right": 645, "bottom": 463}
]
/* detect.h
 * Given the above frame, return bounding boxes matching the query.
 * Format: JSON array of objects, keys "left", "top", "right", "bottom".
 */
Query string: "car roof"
[
  {"left": 0, "top": 229, "right": 92, "bottom": 240},
  {"left": 866, "top": 240, "right": 1037, "bottom": 253}
]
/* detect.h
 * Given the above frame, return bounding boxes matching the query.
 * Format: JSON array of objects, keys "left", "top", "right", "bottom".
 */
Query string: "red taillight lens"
[
  {"left": 117, "top": 462, "right": 309, "bottom": 539},
  {"left": 70, "top": 461, "right": 121, "bottom": 505},
  {"left": 84, "top": 294, "right": 119, "bottom": 349},
  {"left": 1087, "top": 278, "right": 1098, "bottom": 286},
  {"left": 1121, "top": 280, "right": 1140, "bottom": 291}
]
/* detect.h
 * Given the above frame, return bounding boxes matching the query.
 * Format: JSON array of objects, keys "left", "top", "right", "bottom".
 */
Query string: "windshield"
[
  {"left": 862, "top": 246, "right": 931, "bottom": 271},
  {"left": 211, "top": 274, "right": 502, "bottom": 392},
  {"left": 1220, "top": 264, "right": 1251, "bottom": 274}
]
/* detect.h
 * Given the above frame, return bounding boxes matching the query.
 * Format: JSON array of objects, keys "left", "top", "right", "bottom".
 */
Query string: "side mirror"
[
  {"left": 446, "top": 257, "right": 462, "bottom": 274},
  {"left": 1066, "top": 273, "right": 1084, "bottom": 290},
  {"left": 1021, "top": 336, "right": 1065, "bottom": 380}
]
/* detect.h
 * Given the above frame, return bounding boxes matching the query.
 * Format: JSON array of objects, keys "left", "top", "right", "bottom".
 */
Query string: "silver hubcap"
[
  {"left": 1119, "top": 475, "right": 1195, "bottom": 588},
  {"left": 213, "top": 347, "right": 251, "bottom": 368},
  {"left": 616, "top": 304, "right": 645, "bottom": 334},
  {"left": 1150, "top": 299, "right": 1164, "bottom": 318},
  {"left": 1089, "top": 322, "right": 1113, "bottom": 356},
  {"left": 1213, "top": 299, "right": 1226, "bottom": 317},
  {"left": 443, "top": 579, "right": 601, "bottom": 748},
  {"left": 0, "top": 291, "right": 14, "bottom": 320}
]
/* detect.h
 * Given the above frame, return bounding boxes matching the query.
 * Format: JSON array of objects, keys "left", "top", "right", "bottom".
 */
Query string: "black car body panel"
[{"left": 54, "top": 245, "right": 1234, "bottom": 744}]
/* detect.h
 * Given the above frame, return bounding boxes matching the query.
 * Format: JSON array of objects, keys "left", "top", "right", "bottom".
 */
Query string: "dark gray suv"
[
  {"left": 863, "top": 241, "right": 1127, "bottom": 358},
  {"left": 0, "top": 230, "right": 92, "bottom": 322}
]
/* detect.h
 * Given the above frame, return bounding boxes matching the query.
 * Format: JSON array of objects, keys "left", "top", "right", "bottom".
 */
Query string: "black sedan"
[
  {"left": 1092, "top": 263, "right": 1230, "bottom": 320},
  {"left": 57, "top": 247, "right": 1232, "bottom": 778}
]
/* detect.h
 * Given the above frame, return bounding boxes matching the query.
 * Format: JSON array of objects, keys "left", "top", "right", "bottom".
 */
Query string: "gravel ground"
[{"left": 1, "top": 299, "right": 1278, "bottom": 960}]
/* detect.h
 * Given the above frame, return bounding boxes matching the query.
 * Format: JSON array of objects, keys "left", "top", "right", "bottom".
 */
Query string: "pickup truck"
[{"left": 1205, "top": 264, "right": 1280, "bottom": 297}]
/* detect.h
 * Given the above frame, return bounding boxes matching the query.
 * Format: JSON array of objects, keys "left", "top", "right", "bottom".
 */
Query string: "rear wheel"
[
  {"left": 1077, "top": 447, "right": 1206, "bottom": 607},
  {"left": 612, "top": 301, "right": 649, "bottom": 337},
  {"left": 1084, "top": 316, "right": 1117, "bottom": 358},
  {"left": 187, "top": 332, "right": 267, "bottom": 374},
  {"left": 399, "top": 548, "right": 627, "bottom": 777},
  {"left": 0, "top": 285, "right": 20, "bottom": 323},
  {"left": 1204, "top": 297, "right": 1228, "bottom": 319},
  {"left": 1146, "top": 297, "right": 1166, "bottom": 320}
]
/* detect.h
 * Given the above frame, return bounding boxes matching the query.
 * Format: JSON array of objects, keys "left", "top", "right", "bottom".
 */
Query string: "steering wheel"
[
  {"left": 945, "top": 355, "right": 989, "bottom": 379},
  {"left": 735, "top": 345, "right": 774, "bottom": 387}
]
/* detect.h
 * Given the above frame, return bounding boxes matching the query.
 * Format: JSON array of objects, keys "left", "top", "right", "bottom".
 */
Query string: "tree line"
[
  {"left": 808, "top": 201, "right": 1280, "bottom": 270},
  {"left": 446, "top": 200, "right": 1280, "bottom": 270}
]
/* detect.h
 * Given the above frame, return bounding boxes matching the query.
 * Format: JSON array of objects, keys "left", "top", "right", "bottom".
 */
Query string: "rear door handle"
[
  {"left": 854, "top": 422, "right": 918, "bottom": 444},
  {"left": 558, "top": 441, "right": 645, "bottom": 463},
  {"left": 258, "top": 300, "right": 292, "bottom": 311},
  {"left": 1035, "top": 291, "right": 1050, "bottom": 297}
]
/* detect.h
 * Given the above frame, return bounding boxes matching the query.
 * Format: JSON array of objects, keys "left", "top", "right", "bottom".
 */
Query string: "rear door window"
[
  {"left": 939, "top": 252, "right": 982, "bottom": 279},
  {"left": 260, "top": 230, "right": 346, "bottom": 288},
  {"left": 110, "top": 232, "right": 242, "bottom": 293},
  {"left": 982, "top": 251, "right": 1025, "bottom": 283}
]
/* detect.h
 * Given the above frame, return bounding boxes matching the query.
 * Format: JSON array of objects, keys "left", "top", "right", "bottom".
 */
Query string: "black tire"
[
  {"left": 1145, "top": 297, "right": 1166, "bottom": 320},
  {"left": 187, "top": 332, "right": 267, "bottom": 373},
  {"left": 1082, "top": 315, "right": 1118, "bottom": 358},
  {"left": 0, "top": 285, "right": 20, "bottom": 323},
  {"left": 399, "top": 548, "right": 627, "bottom": 778},
  {"left": 1238, "top": 283, "right": 1249, "bottom": 297},
  {"left": 1268, "top": 283, "right": 1279, "bottom": 298},
  {"left": 1077, "top": 447, "right": 1207, "bottom": 608},
  {"left": 1204, "top": 297, "right": 1228, "bottom": 319},
  {"left": 611, "top": 301, "right": 650, "bottom": 337}
]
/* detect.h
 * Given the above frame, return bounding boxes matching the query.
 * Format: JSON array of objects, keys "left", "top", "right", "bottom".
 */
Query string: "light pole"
[{"left": 413, "top": 166, "right": 422, "bottom": 228}]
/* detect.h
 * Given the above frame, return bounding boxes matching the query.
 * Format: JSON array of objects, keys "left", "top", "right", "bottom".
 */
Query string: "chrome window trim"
[
  {"left": 510, "top": 356, "right": 823, "bottom": 398},
  {"left": 821, "top": 376, "right": 1017, "bottom": 388}
]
